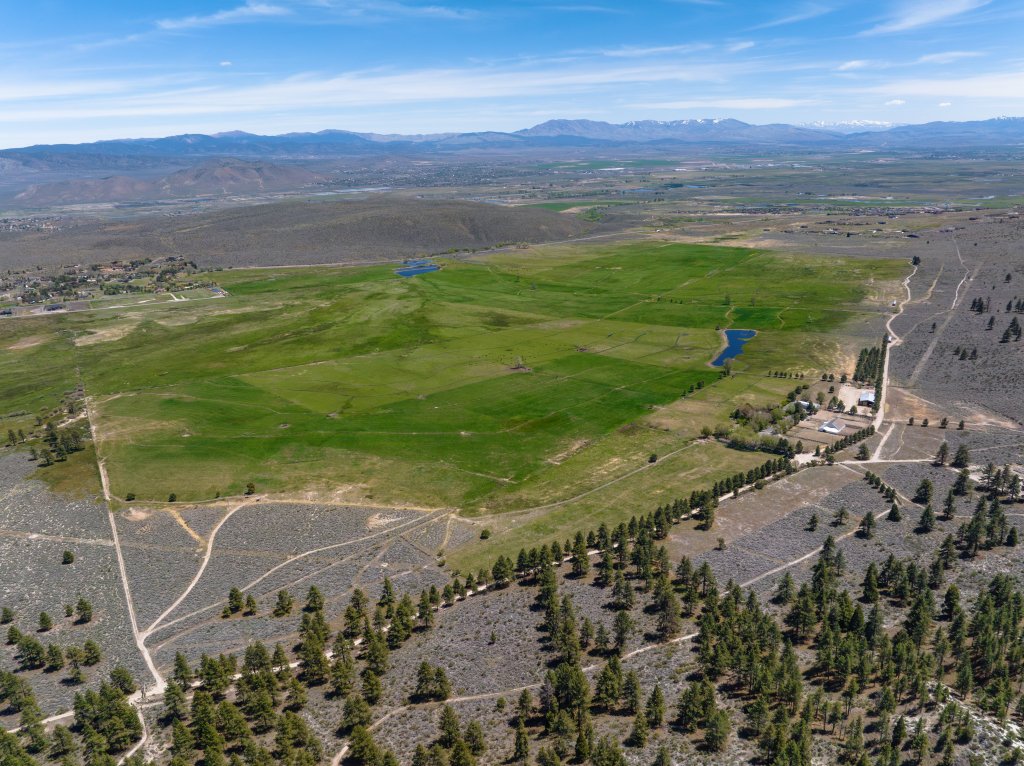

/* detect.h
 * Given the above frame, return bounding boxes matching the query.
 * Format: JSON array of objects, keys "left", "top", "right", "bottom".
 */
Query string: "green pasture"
[{"left": 0, "top": 242, "right": 905, "bottom": 520}]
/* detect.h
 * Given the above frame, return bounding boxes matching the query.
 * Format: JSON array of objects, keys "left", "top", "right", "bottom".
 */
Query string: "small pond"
[
  {"left": 395, "top": 263, "right": 440, "bottom": 277},
  {"left": 711, "top": 329, "right": 756, "bottom": 366}
]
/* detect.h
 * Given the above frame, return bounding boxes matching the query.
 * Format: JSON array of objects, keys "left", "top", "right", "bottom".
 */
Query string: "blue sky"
[{"left": 2, "top": 0, "right": 1023, "bottom": 146}]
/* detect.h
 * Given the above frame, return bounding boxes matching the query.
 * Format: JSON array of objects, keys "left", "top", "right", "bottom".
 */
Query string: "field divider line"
[{"left": 480, "top": 440, "right": 702, "bottom": 518}]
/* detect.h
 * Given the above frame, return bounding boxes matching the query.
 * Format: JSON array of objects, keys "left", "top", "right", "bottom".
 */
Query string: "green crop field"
[{"left": 0, "top": 242, "right": 905, "bottom": 555}]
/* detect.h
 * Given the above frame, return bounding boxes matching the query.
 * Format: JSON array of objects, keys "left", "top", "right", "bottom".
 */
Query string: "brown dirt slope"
[{"left": 0, "top": 196, "right": 591, "bottom": 269}]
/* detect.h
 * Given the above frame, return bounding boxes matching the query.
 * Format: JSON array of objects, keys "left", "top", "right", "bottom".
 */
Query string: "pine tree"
[
  {"left": 273, "top": 590, "right": 294, "bottom": 617},
  {"left": 465, "top": 721, "right": 486, "bottom": 757},
  {"left": 918, "top": 504, "right": 936, "bottom": 533},
  {"left": 627, "top": 710, "right": 648, "bottom": 747},
  {"left": 646, "top": 685, "right": 665, "bottom": 728},
  {"left": 951, "top": 445, "right": 970, "bottom": 469},
  {"left": 305, "top": 585, "right": 325, "bottom": 613},
  {"left": 859, "top": 511, "right": 875, "bottom": 539},
  {"left": 439, "top": 705, "right": 461, "bottom": 749},
  {"left": 703, "top": 707, "right": 731, "bottom": 753},
  {"left": 75, "top": 598, "right": 92, "bottom": 624},
  {"left": 513, "top": 722, "right": 529, "bottom": 763},
  {"left": 341, "top": 695, "right": 371, "bottom": 731}
]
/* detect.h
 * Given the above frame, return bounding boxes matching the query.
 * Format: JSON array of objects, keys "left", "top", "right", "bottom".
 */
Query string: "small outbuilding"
[
  {"left": 819, "top": 418, "right": 846, "bottom": 436},
  {"left": 858, "top": 390, "right": 876, "bottom": 407}
]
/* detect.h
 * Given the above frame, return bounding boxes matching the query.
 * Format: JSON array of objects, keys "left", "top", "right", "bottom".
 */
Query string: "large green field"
[{"left": 0, "top": 242, "right": 905, "bottom": 536}]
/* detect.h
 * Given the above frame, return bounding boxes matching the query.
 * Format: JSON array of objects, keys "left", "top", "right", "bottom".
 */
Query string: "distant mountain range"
[
  {"left": 14, "top": 158, "right": 324, "bottom": 206},
  {"left": 4, "top": 117, "right": 1024, "bottom": 165},
  {"left": 3, "top": 117, "right": 1023, "bottom": 207}
]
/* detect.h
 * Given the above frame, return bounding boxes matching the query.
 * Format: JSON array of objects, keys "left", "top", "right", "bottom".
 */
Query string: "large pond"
[{"left": 711, "top": 329, "right": 756, "bottom": 366}]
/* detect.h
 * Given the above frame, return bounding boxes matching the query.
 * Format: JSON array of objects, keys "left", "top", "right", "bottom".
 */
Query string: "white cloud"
[
  {"left": 727, "top": 41, "right": 755, "bottom": 53},
  {"left": 0, "top": 61, "right": 755, "bottom": 123},
  {"left": 863, "top": 0, "right": 990, "bottom": 35},
  {"left": 601, "top": 43, "right": 712, "bottom": 58},
  {"left": 938, "top": 101, "right": 952, "bottom": 107},
  {"left": 751, "top": 4, "right": 832, "bottom": 29},
  {"left": 220, "top": 61, "right": 234, "bottom": 67},
  {"left": 546, "top": 4, "right": 627, "bottom": 12},
  {"left": 633, "top": 98, "right": 817, "bottom": 109},
  {"left": 296, "top": 0, "right": 476, "bottom": 21},
  {"left": 157, "top": 3, "right": 291, "bottom": 31},
  {"left": 837, "top": 60, "right": 870, "bottom": 71},
  {"left": 915, "top": 50, "right": 983, "bottom": 64},
  {"left": 869, "top": 70, "right": 1024, "bottom": 99},
  {"left": 885, "top": 99, "right": 906, "bottom": 106}
]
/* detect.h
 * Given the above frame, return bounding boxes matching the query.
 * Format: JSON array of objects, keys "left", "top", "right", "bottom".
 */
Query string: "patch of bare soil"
[
  {"left": 546, "top": 439, "right": 590, "bottom": 465},
  {"left": 73, "top": 320, "right": 140, "bottom": 346},
  {"left": 6, "top": 335, "right": 48, "bottom": 350}
]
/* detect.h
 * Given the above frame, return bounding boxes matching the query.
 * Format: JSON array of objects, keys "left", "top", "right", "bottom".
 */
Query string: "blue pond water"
[
  {"left": 711, "top": 329, "right": 756, "bottom": 366},
  {"left": 395, "top": 264, "right": 440, "bottom": 277}
]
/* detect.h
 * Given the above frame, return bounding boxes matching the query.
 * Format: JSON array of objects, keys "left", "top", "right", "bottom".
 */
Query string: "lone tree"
[
  {"left": 918, "top": 504, "right": 936, "bottom": 534},
  {"left": 859, "top": 511, "right": 876, "bottom": 539},
  {"left": 273, "top": 590, "right": 294, "bottom": 617},
  {"left": 951, "top": 445, "right": 970, "bottom": 469},
  {"left": 61, "top": 551, "right": 74, "bottom": 565},
  {"left": 913, "top": 479, "right": 933, "bottom": 504},
  {"left": 75, "top": 598, "right": 93, "bottom": 624},
  {"left": 934, "top": 442, "right": 949, "bottom": 466}
]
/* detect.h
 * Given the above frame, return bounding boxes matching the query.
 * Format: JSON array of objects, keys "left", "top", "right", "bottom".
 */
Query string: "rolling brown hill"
[
  {"left": 13, "top": 158, "right": 324, "bottom": 205},
  {"left": 0, "top": 196, "right": 592, "bottom": 270}
]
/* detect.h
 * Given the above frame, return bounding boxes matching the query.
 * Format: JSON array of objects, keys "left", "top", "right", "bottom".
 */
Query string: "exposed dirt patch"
[
  {"left": 6, "top": 335, "right": 48, "bottom": 350},
  {"left": 73, "top": 321, "right": 140, "bottom": 346},
  {"left": 546, "top": 438, "right": 590, "bottom": 465}
]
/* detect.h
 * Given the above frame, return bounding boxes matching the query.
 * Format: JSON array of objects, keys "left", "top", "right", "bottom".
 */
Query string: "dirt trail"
[
  {"left": 871, "top": 260, "right": 918, "bottom": 459},
  {"left": 148, "top": 508, "right": 451, "bottom": 640},
  {"left": 142, "top": 499, "right": 255, "bottom": 636},
  {"left": 906, "top": 235, "right": 973, "bottom": 387}
]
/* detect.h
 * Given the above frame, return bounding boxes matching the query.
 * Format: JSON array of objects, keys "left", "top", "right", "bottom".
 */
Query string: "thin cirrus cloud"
[
  {"left": 0, "top": 63, "right": 753, "bottom": 122},
  {"left": 915, "top": 51, "right": 983, "bottom": 64},
  {"left": 157, "top": 3, "right": 292, "bottom": 31},
  {"left": 750, "top": 3, "right": 833, "bottom": 30},
  {"left": 156, "top": 0, "right": 474, "bottom": 31},
  {"left": 600, "top": 43, "right": 712, "bottom": 58},
  {"left": 545, "top": 5, "right": 628, "bottom": 13},
  {"left": 870, "top": 70, "right": 1024, "bottom": 99},
  {"left": 862, "top": 0, "right": 990, "bottom": 35},
  {"left": 632, "top": 98, "right": 817, "bottom": 110}
]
